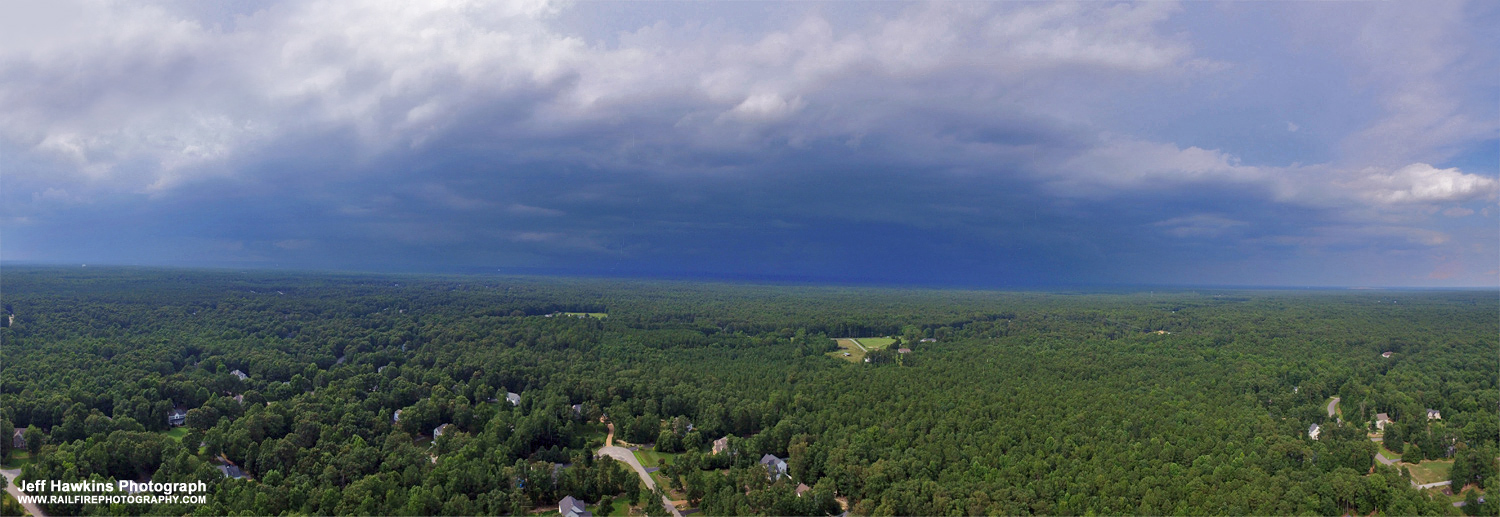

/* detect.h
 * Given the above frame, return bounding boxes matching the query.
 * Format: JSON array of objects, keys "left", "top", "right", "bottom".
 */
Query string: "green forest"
[{"left": 1, "top": 267, "right": 1496, "bottom": 516}]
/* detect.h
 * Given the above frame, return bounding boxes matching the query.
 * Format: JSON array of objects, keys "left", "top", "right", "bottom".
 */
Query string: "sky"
[{"left": 1, "top": 0, "right": 1497, "bottom": 287}]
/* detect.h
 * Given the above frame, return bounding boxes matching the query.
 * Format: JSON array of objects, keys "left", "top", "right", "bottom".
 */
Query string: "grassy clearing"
[
  {"left": 634, "top": 448, "right": 679, "bottom": 469},
  {"left": 1404, "top": 459, "right": 1453, "bottom": 485},
  {"left": 564, "top": 312, "right": 608, "bottom": 319},
  {"left": 1379, "top": 443, "right": 1403, "bottom": 461},
  {"left": 829, "top": 339, "right": 865, "bottom": 363},
  {"left": 161, "top": 427, "right": 189, "bottom": 442},
  {"left": 2, "top": 451, "right": 33, "bottom": 469},
  {"left": 852, "top": 337, "right": 897, "bottom": 349},
  {"left": 580, "top": 422, "right": 610, "bottom": 449}
]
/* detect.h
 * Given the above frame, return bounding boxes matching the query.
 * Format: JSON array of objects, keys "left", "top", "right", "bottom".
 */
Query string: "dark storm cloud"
[{"left": 1, "top": 1, "right": 1496, "bottom": 286}]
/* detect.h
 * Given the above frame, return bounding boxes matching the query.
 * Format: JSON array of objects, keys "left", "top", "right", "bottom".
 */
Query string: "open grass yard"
[
  {"left": 634, "top": 448, "right": 679, "bottom": 469},
  {"left": 1404, "top": 459, "right": 1453, "bottom": 486},
  {"left": 829, "top": 339, "right": 865, "bottom": 362},
  {"left": 1379, "top": 443, "right": 1403, "bottom": 461},
  {"left": 2, "top": 450, "right": 33, "bottom": 469},
  {"left": 161, "top": 427, "right": 189, "bottom": 442},
  {"left": 564, "top": 312, "right": 608, "bottom": 318},
  {"left": 852, "top": 337, "right": 896, "bottom": 349}
]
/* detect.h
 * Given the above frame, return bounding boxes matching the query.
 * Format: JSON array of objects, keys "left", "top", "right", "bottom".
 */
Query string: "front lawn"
[
  {"left": 1, "top": 450, "right": 32, "bottom": 469},
  {"left": 1404, "top": 459, "right": 1453, "bottom": 485},
  {"left": 161, "top": 427, "right": 189, "bottom": 442}
]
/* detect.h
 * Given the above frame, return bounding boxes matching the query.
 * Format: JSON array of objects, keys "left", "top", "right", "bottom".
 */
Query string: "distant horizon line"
[{"left": 3, "top": 260, "right": 1496, "bottom": 292}]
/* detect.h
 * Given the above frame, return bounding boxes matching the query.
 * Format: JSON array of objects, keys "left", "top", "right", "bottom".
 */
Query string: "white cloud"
[{"left": 1344, "top": 163, "right": 1498, "bottom": 205}]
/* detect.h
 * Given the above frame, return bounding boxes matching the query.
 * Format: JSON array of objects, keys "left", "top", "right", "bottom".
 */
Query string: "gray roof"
[
  {"left": 760, "top": 453, "right": 782, "bottom": 465},
  {"left": 218, "top": 464, "right": 246, "bottom": 479},
  {"left": 559, "top": 496, "right": 585, "bottom": 514},
  {"left": 506, "top": 392, "right": 521, "bottom": 406}
]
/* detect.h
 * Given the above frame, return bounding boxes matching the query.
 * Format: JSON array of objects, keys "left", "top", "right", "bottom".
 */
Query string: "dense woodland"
[{"left": 0, "top": 267, "right": 1496, "bottom": 516}]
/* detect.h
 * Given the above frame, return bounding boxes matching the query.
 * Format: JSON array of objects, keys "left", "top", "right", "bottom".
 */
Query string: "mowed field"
[
  {"left": 1405, "top": 460, "right": 1453, "bottom": 485},
  {"left": 854, "top": 337, "right": 897, "bottom": 349},
  {"left": 829, "top": 339, "right": 866, "bottom": 362}
]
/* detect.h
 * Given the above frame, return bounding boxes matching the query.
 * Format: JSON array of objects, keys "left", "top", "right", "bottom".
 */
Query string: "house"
[
  {"left": 433, "top": 424, "right": 452, "bottom": 437},
  {"left": 506, "top": 392, "right": 521, "bottom": 406},
  {"left": 168, "top": 408, "right": 188, "bottom": 427},
  {"left": 796, "top": 483, "right": 811, "bottom": 497},
  {"left": 760, "top": 454, "right": 788, "bottom": 480},
  {"left": 1308, "top": 424, "right": 1321, "bottom": 440},
  {"left": 217, "top": 464, "right": 246, "bottom": 479},
  {"left": 920, "top": 338, "right": 936, "bottom": 343},
  {"left": 12, "top": 429, "right": 24, "bottom": 449},
  {"left": 230, "top": 369, "right": 249, "bottom": 381},
  {"left": 1375, "top": 413, "right": 1392, "bottom": 431},
  {"left": 1381, "top": 351, "right": 1393, "bottom": 358},
  {"left": 1427, "top": 409, "right": 1442, "bottom": 420},
  {"left": 377, "top": 365, "right": 388, "bottom": 374},
  {"left": 393, "top": 409, "right": 403, "bottom": 423},
  {"left": 232, "top": 394, "right": 245, "bottom": 405},
  {"left": 712, "top": 436, "right": 730, "bottom": 455},
  {"left": 897, "top": 348, "right": 912, "bottom": 354},
  {"left": 559, "top": 495, "right": 591, "bottom": 517},
  {"left": 571, "top": 404, "right": 584, "bottom": 418}
]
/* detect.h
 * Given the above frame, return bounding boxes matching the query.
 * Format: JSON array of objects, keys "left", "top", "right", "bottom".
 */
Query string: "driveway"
[
  {"left": 597, "top": 446, "right": 682, "bottom": 517},
  {"left": 1327, "top": 397, "right": 1339, "bottom": 418},
  {"left": 1374, "top": 452, "right": 1398, "bottom": 465},
  {"left": 1, "top": 468, "right": 46, "bottom": 517},
  {"left": 1414, "top": 480, "right": 1452, "bottom": 490}
]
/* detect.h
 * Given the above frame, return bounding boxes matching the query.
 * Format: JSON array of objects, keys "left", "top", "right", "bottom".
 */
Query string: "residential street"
[{"left": 1, "top": 468, "right": 46, "bottom": 517}]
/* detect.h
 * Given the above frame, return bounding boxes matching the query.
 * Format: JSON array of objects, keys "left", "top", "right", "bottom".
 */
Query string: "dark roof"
[
  {"left": 760, "top": 453, "right": 783, "bottom": 465},
  {"left": 218, "top": 464, "right": 246, "bottom": 479},
  {"left": 559, "top": 495, "right": 585, "bottom": 514}
]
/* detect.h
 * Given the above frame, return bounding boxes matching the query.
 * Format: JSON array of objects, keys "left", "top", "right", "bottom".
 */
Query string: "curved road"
[
  {"left": 1327, "top": 397, "right": 1339, "bottom": 418},
  {"left": 1, "top": 468, "right": 46, "bottom": 517},
  {"left": 597, "top": 423, "right": 682, "bottom": 517}
]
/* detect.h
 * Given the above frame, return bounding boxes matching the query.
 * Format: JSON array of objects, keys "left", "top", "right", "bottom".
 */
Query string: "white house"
[
  {"left": 506, "top": 392, "right": 521, "bottom": 406},
  {"left": 230, "top": 369, "right": 249, "bottom": 381},
  {"left": 1308, "top": 424, "right": 1321, "bottom": 440},
  {"left": 1375, "top": 413, "right": 1392, "bottom": 431},
  {"left": 433, "top": 423, "right": 452, "bottom": 437},
  {"left": 1427, "top": 409, "right": 1442, "bottom": 420}
]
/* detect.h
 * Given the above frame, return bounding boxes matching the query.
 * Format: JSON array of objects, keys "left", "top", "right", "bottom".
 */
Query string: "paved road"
[
  {"left": 1374, "top": 452, "right": 1398, "bottom": 465},
  {"left": 1327, "top": 397, "right": 1339, "bottom": 418},
  {"left": 1413, "top": 480, "right": 1452, "bottom": 490},
  {"left": 597, "top": 446, "right": 682, "bottom": 517},
  {"left": 1, "top": 468, "right": 46, "bottom": 517}
]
